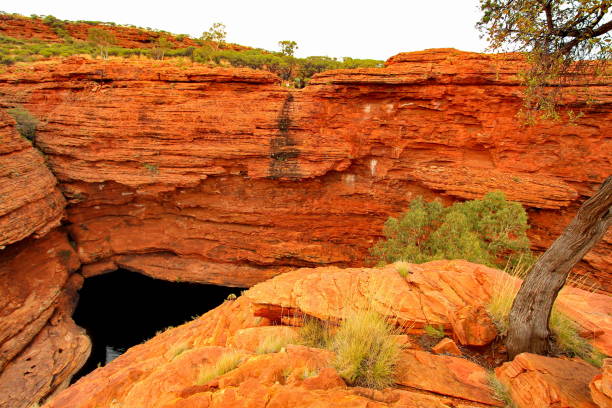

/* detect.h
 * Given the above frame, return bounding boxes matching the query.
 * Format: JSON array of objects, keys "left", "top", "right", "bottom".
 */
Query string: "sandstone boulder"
[
  {"left": 590, "top": 359, "right": 612, "bottom": 408},
  {"left": 432, "top": 338, "right": 462, "bottom": 356},
  {"left": 496, "top": 353, "right": 600, "bottom": 408},
  {"left": 448, "top": 305, "right": 498, "bottom": 346}
]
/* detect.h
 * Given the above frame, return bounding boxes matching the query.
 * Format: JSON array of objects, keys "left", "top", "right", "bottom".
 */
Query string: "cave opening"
[{"left": 71, "top": 269, "right": 242, "bottom": 382}]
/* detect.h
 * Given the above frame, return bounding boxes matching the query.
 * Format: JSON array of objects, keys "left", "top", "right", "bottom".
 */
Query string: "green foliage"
[
  {"left": 278, "top": 40, "right": 298, "bottom": 57},
  {"left": 202, "top": 22, "right": 227, "bottom": 47},
  {"left": 477, "top": 0, "right": 612, "bottom": 121},
  {"left": 42, "top": 15, "right": 70, "bottom": 39},
  {"left": 88, "top": 28, "right": 117, "bottom": 59},
  {"left": 394, "top": 262, "right": 411, "bottom": 278},
  {"left": 151, "top": 36, "right": 172, "bottom": 60},
  {"left": 549, "top": 309, "right": 605, "bottom": 367},
  {"left": 370, "top": 192, "right": 533, "bottom": 269},
  {"left": 196, "top": 351, "right": 244, "bottom": 385},
  {"left": 424, "top": 325, "right": 445, "bottom": 339},
  {"left": 7, "top": 106, "right": 37, "bottom": 141},
  {"left": 0, "top": 17, "right": 383, "bottom": 84},
  {"left": 331, "top": 310, "right": 400, "bottom": 389},
  {"left": 143, "top": 163, "right": 159, "bottom": 175}
]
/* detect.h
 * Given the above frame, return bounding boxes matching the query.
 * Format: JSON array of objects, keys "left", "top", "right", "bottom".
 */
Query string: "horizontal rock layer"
[{"left": 0, "top": 49, "right": 610, "bottom": 291}]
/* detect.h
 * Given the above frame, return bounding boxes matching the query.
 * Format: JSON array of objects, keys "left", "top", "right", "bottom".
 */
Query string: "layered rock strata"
[
  {"left": 0, "top": 49, "right": 609, "bottom": 291},
  {"left": 0, "top": 111, "right": 64, "bottom": 248},
  {"left": 0, "top": 230, "right": 89, "bottom": 408}
]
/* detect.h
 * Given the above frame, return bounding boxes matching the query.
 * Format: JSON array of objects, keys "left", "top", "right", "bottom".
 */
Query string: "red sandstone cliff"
[
  {"left": 0, "top": 111, "right": 65, "bottom": 247},
  {"left": 0, "top": 48, "right": 610, "bottom": 408},
  {"left": 0, "top": 49, "right": 609, "bottom": 290},
  {"left": 0, "top": 14, "right": 248, "bottom": 50}
]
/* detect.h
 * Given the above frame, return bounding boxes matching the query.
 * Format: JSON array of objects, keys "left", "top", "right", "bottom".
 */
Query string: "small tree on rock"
[
  {"left": 151, "top": 36, "right": 172, "bottom": 60},
  {"left": 88, "top": 28, "right": 116, "bottom": 59},
  {"left": 278, "top": 40, "right": 298, "bottom": 57},
  {"left": 477, "top": 0, "right": 611, "bottom": 121},
  {"left": 202, "top": 22, "right": 226, "bottom": 50},
  {"left": 477, "top": 0, "right": 612, "bottom": 359}
]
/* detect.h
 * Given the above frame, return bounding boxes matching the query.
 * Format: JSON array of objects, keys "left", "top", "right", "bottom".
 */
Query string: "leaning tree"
[{"left": 477, "top": 0, "right": 611, "bottom": 358}]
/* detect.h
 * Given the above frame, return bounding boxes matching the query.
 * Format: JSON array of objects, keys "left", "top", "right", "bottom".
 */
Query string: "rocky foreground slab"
[{"left": 43, "top": 261, "right": 610, "bottom": 408}]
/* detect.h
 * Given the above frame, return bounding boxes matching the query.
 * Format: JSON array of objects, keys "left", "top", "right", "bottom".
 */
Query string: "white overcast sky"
[{"left": 3, "top": 1, "right": 490, "bottom": 60}]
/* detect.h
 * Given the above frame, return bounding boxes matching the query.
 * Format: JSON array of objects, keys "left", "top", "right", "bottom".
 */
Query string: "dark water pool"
[{"left": 71, "top": 269, "right": 242, "bottom": 382}]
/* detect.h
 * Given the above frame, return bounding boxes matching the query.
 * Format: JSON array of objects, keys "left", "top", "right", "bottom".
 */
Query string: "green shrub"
[
  {"left": 7, "top": 107, "right": 38, "bottom": 140},
  {"left": 371, "top": 192, "right": 533, "bottom": 269},
  {"left": 42, "top": 15, "right": 70, "bottom": 39},
  {"left": 424, "top": 324, "right": 445, "bottom": 339},
  {"left": 331, "top": 310, "right": 400, "bottom": 389}
]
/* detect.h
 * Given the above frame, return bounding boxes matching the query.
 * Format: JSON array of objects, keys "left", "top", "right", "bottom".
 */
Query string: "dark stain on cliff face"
[{"left": 269, "top": 93, "right": 301, "bottom": 179}]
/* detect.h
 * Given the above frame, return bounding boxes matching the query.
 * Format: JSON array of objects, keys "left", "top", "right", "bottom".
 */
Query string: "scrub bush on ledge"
[{"left": 371, "top": 192, "right": 534, "bottom": 269}]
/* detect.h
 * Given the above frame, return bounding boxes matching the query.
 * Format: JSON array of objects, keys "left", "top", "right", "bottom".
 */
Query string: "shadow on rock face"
[{"left": 71, "top": 269, "right": 242, "bottom": 382}]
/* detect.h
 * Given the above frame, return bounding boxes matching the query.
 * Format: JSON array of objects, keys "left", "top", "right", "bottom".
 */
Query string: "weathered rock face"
[
  {"left": 0, "top": 229, "right": 90, "bottom": 408},
  {"left": 590, "top": 359, "right": 612, "bottom": 408},
  {"left": 43, "top": 261, "right": 606, "bottom": 408},
  {"left": 496, "top": 353, "right": 600, "bottom": 408},
  {"left": 0, "top": 49, "right": 609, "bottom": 291},
  {"left": 0, "top": 111, "right": 65, "bottom": 248}
]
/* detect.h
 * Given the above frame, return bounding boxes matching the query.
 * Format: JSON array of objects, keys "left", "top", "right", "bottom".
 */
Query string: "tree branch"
[{"left": 559, "top": 19, "right": 612, "bottom": 55}]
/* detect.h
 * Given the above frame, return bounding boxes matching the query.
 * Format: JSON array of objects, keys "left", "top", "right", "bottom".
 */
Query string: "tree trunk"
[{"left": 506, "top": 176, "right": 612, "bottom": 359}]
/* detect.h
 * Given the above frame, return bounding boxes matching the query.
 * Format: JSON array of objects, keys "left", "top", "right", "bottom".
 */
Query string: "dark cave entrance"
[{"left": 71, "top": 269, "right": 242, "bottom": 382}]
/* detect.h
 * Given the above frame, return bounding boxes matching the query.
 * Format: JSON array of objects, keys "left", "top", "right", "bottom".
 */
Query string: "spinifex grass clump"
[
  {"left": 298, "top": 316, "right": 332, "bottom": 349},
  {"left": 487, "top": 372, "right": 517, "bottom": 408},
  {"left": 371, "top": 192, "right": 534, "bottom": 269},
  {"left": 256, "top": 330, "right": 297, "bottom": 354},
  {"left": 196, "top": 351, "right": 244, "bottom": 385},
  {"left": 330, "top": 310, "right": 400, "bottom": 389}
]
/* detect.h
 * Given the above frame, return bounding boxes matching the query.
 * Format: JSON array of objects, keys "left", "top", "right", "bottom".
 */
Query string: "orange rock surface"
[
  {"left": 0, "top": 111, "right": 65, "bottom": 247},
  {"left": 590, "top": 359, "right": 612, "bottom": 408},
  {"left": 0, "top": 49, "right": 608, "bottom": 291},
  {"left": 448, "top": 305, "right": 497, "bottom": 346},
  {"left": 0, "top": 230, "right": 89, "bottom": 408},
  {"left": 43, "top": 262, "right": 607, "bottom": 408},
  {"left": 432, "top": 338, "right": 462, "bottom": 356},
  {"left": 496, "top": 353, "right": 600, "bottom": 408}
]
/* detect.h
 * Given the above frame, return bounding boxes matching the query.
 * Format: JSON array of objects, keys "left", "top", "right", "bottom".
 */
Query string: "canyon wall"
[
  {"left": 0, "top": 48, "right": 610, "bottom": 406},
  {"left": 1, "top": 49, "right": 609, "bottom": 290}
]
